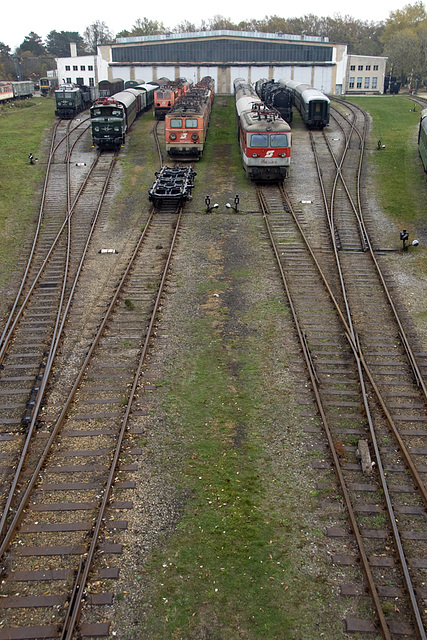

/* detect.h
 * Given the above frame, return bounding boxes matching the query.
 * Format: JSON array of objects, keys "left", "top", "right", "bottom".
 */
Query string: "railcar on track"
[
  {"left": 54, "top": 83, "right": 93, "bottom": 119},
  {"left": 165, "top": 76, "right": 214, "bottom": 158},
  {"left": 418, "top": 108, "right": 427, "bottom": 172},
  {"left": 255, "top": 78, "right": 293, "bottom": 123},
  {"left": 0, "top": 80, "right": 34, "bottom": 103},
  {"left": 40, "top": 77, "right": 58, "bottom": 95},
  {"left": 154, "top": 78, "right": 192, "bottom": 119},
  {"left": 149, "top": 165, "right": 196, "bottom": 208},
  {"left": 124, "top": 79, "right": 145, "bottom": 89},
  {"left": 98, "top": 79, "right": 124, "bottom": 97},
  {"left": 279, "top": 78, "right": 330, "bottom": 128},
  {"left": 90, "top": 83, "right": 157, "bottom": 149},
  {"left": 234, "top": 78, "right": 292, "bottom": 181}
]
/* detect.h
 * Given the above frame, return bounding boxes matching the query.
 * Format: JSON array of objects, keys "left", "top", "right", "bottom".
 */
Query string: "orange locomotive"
[
  {"left": 165, "top": 77, "right": 214, "bottom": 159},
  {"left": 154, "top": 77, "right": 192, "bottom": 120}
]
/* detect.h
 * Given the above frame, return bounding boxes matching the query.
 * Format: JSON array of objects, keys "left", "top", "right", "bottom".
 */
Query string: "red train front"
[{"left": 234, "top": 78, "right": 291, "bottom": 181}]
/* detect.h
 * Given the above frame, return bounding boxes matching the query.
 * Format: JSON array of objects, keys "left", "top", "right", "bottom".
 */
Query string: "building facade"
[
  {"left": 93, "top": 31, "right": 348, "bottom": 95},
  {"left": 345, "top": 54, "right": 388, "bottom": 94},
  {"left": 55, "top": 32, "right": 387, "bottom": 96}
]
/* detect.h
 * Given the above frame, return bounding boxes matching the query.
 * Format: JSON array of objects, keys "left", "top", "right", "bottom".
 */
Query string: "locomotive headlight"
[
  {"left": 170, "top": 133, "right": 177, "bottom": 140},
  {"left": 94, "top": 126, "right": 100, "bottom": 132},
  {"left": 252, "top": 153, "right": 259, "bottom": 158},
  {"left": 114, "top": 127, "right": 120, "bottom": 131},
  {"left": 191, "top": 133, "right": 198, "bottom": 141}
]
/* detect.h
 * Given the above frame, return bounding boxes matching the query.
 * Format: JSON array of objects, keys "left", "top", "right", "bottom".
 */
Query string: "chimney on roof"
[{"left": 70, "top": 42, "right": 77, "bottom": 57}]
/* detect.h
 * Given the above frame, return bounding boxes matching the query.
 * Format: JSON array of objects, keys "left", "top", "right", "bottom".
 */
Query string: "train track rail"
[
  {"left": 0, "top": 118, "right": 119, "bottom": 529},
  {"left": 258, "top": 100, "right": 427, "bottom": 638},
  {"left": 0, "top": 180, "right": 184, "bottom": 637}
]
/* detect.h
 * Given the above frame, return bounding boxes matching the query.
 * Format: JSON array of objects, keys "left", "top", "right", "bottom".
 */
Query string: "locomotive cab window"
[
  {"left": 185, "top": 118, "right": 198, "bottom": 128},
  {"left": 250, "top": 133, "right": 269, "bottom": 147},
  {"left": 92, "top": 107, "right": 122, "bottom": 117},
  {"left": 170, "top": 118, "right": 183, "bottom": 128},
  {"left": 156, "top": 92, "right": 164, "bottom": 98},
  {"left": 271, "top": 133, "right": 288, "bottom": 147},
  {"left": 164, "top": 92, "right": 172, "bottom": 99}
]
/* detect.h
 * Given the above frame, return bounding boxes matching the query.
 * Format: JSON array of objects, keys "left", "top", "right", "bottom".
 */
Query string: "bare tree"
[{"left": 83, "top": 21, "right": 113, "bottom": 53}]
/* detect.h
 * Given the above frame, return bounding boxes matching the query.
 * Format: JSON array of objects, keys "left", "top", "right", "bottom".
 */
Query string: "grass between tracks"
[
  {"left": 114, "top": 97, "right": 346, "bottom": 639},
  {"left": 341, "top": 95, "right": 427, "bottom": 225},
  {"left": 0, "top": 97, "right": 54, "bottom": 286}
]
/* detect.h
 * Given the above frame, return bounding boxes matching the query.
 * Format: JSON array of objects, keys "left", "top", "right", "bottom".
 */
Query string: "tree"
[
  {"left": 0, "top": 41, "right": 11, "bottom": 55},
  {"left": 172, "top": 21, "right": 198, "bottom": 34},
  {"left": 0, "top": 41, "right": 14, "bottom": 79},
  {"left": 203, "top": 15, "right": 237, "bottom": 30},
  {"left": 83, "top": 21, "right": 113, "bottom": 52},
  {"left": 17, "top": 32, "right": 46, "bottom": 56},
  {"left": 381, "top": 2, "right": 427, "bottom": 82},
  {"left": 127, "top": 18, "right": 166, "bottom": 36},
  {"left": 46, "top": 30, "right": 86, "bottom": 57}
]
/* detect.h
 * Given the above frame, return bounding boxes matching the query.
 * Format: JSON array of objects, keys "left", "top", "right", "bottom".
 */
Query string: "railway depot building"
[{"left": 56, "top": 31, "right": 387, "bottom": 95}]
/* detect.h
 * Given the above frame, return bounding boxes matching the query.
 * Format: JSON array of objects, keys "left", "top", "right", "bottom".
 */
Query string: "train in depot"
[
  {"left": 279, "top": 79, "right": 330, "bottom": 128},
  {"left": 255, "top": 78, "right": 293, "bottom": 123},
  {"left": 98, "top": 79, "right": 125, "bottom": 97},
  {"left": 418, "top": 108, "right": 427, "bottom": 172},
  {"left": 54, "top": 83, "right": 96, "bottom": 119},
  {"left": 90, "top": 83, "right": 156, "bottom": 149},
  {"left": 0, "top": 80, "right": 35, "bottom": 103},
  {"left": 165, "top": 76, "right": 214, "bottom": 159},
  {"left": 234, "top": 78, "right": 292, "bottom": 181},
  {"left": 39, "top": 77, "right": 58, "bottom": 95},
  {"left": 154, "top": 78, "right": 192, "bottom": 119}
]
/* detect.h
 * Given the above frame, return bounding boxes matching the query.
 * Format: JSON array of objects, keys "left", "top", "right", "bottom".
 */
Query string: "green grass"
[
  {"left": 340, "top": 95, "right": 427, "bottom": 224},
  {"left": 0, "top": 97, "right": 55, "bottom": 286},
  {"left": 192, "top": 96, "right": 253, "bottom": 211},
  {"left": 131, "top": 299, "right": 341, "bottom": 639}
]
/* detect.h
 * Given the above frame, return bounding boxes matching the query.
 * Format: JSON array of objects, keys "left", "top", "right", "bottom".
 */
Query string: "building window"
[
  {"left": 65, "top": 65, "right": 70, "bottom": 71},
  {"left": 66, "top": 77, "right": 71, "bottom": 83},
  {"left": 372, "top": 77, "right": 377, "bottom": 88},
  {"left": 366, "top": 65, "right": 371, "bottom": 70},
  {"left": 357, "top": 77, "right": 362, "bottom": 88},
  {"left": 80, "top": 65, "right": 85, "bottom": 71},
  {"left": 73, "top": 65, "right": 78, "bottom": 71},
  {"left": 373, "top": 65, "right": 378, "bottom": 70},
  {"left": 358, "top": 65, "right": 363, "bottom": 70},
  {"left": 89, "top": 77, "right": 94, "bottom": 86},
  {"left": 88, "top": 65, "right": 93, "bottom": 71},
  {"left": 364, "top": 77, "right": 370, "bottom": 88},
  {"left": 350, "top": 65, "right": 355, "bottom": 71},
  {"left": 76, "top": 77, "right": 84, "bottom": 85},
  {"left": 349, "top": 77, "right": 355, "bottom": 88}
]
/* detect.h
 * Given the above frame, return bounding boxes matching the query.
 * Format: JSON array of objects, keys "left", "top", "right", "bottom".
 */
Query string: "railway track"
[
  {"left": 2, "top": 95, "right": 427, "bottom": 638},
  {"left": 258, "top": 100, "right": 427, "bottom": 637},
  {"left": 0, "top": 118, "right": 118, "bottom": 531},
  {"left": 0, "top": 199, "right": 184, "bottom": 640},
  {"left": 0, "top": 107, "right": 189, "bottom": 637}
]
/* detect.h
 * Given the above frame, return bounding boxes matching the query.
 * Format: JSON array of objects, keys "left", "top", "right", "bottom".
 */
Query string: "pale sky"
[{"left": 1, "top": 0, "right": 414, "bottom": 52}]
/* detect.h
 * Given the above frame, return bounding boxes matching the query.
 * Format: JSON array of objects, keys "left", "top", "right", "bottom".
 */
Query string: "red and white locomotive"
[
  {"left": 234, "top": 78, "right": 291, "bottom": 181},
  {"left": 165, "top": 76, "right": 214, "bottom": 159}
]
